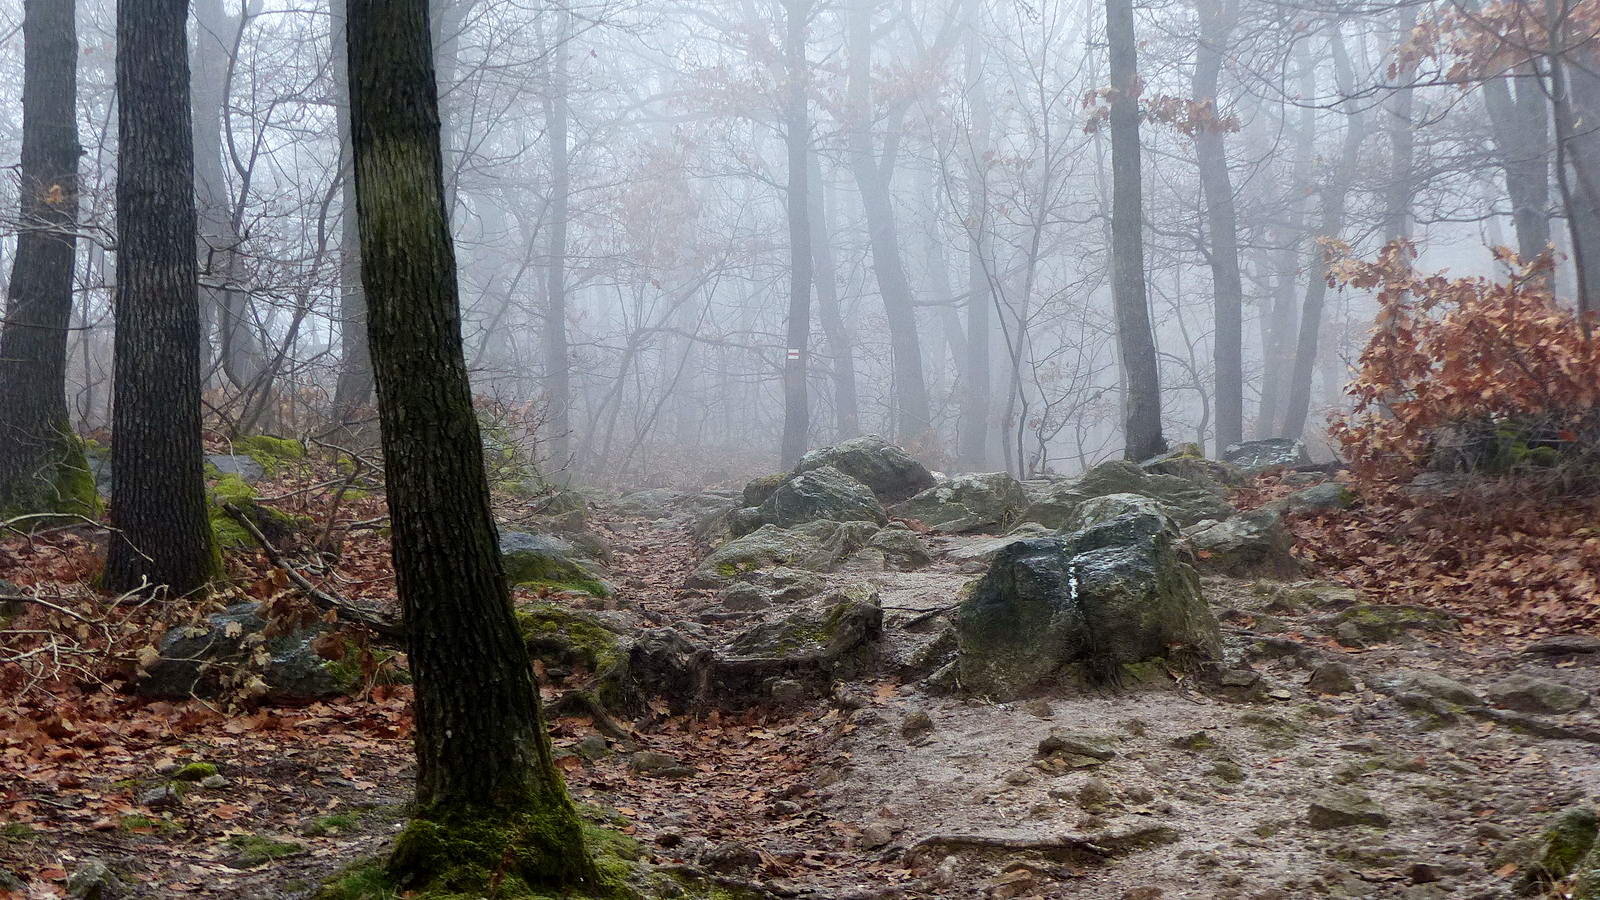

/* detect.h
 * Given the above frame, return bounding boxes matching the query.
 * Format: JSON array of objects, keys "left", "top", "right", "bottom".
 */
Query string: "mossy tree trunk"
[
  {"left": 344, "top": 0, "right": 598, "bottom": 892},
  {"left": 0, "top": 0, "right": 92, "bottom": 521},
  {"left": 102, "top": 0, "right": 215, "bottom": 595}
]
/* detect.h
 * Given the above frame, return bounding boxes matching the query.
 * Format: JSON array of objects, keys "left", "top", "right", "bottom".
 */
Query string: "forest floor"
[{"left": 3, "top": 466, "right": 1600, "bottom": 899}]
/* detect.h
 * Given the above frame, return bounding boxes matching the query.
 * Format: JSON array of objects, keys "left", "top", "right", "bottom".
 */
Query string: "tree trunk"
[
  {"left": 780, "top": 0, "right": 813, "bottom": 468},
  {"left": 345, "top": 0, "right": 598, "bottom": 891},
  {"left": 809, "top": 154, "right": 860, "bottom": 440},
  {"left": 542, "top": 9, "right": 573, "bottom": 471},
  {"left": 1255, "top": 45, "right": 1315, "bottom": 439},
  {"left": 1281, "top": 35, "right": 1364, "bottom": 441},
  {"left": 192, "top": 0, "right": 262, "bottom": 394},
  {"left": 959, "top": 9, "right": 993, "bottom": 470},
  {"left": 846, "top": 0, "right": 930, "bottom": 441},
  {"left": 102, "top": 0, "right": 215, "bottom": 595},
  {"left": 0, "top": 0, "right": 91, "bottom": 519},
  {"left": 330, "top": 0, "right": 373, "bottom": 431},
  {"left": 1382, "top": 5, "right": 1418, "bottom": 243},
  {"left": 1483, "top": 67, "right": 1552, "bottom": 262},
  {"left": 1106, "top": 0, "right": 1165, "bottom": 461},
  {"left": 1192, "top": 0, "right": 1243, "bottom": 452}
]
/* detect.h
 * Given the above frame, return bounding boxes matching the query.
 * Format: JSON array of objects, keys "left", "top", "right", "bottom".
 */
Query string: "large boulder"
[
  {"left": 714, "top": 592, "right": 884, "bottom": 704},
  {"left": 1222, "top": 439, "right": 1312, "bottom": 474},
  {"left": 1185, "top": 508, "right": 1301, "bottom": 577},
  {"left": 893, "top": 472, "right": 1029, "bottom": 534},
  {"left": 688, "top": 520, "right": 880, "bottom": 588},
  {"left": 1019, "top": 460, "right": 1234, "bottom": 529},
  {"left": 135, "top": 603, "right": 353, "bottom": 702},
  {"left": 731, "top": 466, "right": 887, "bottom": 537},
  {"left": 953, "top": 507, "right": 1221, "bottom": 698},
  {"left": 499, "top": 530, "right": 610, "bottom": 595},
  {"left": 793, "top": 435, "right": 934, "bottom": 503},
  {"left": 1140, "top": 443, "right": 1244, "bottom": 489}
]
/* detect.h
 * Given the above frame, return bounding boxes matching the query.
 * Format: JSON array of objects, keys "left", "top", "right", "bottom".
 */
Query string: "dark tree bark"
[
  {"left": 1483, "top": 66, "right": 1551, "bottom": 263},
  {"left": 1281, "top": 35, "right": 1365, "bottom": 441},
  {"left": 542, "top": 9, "right": 573, "bottom": 469},
  {"left": 1106, "top": 0, "right": 1165, "bottom": 461},
  {"left": 1192, "top": 0, "right": 1243, "bottom": 453},
  {"left": 102, "top": 0, "right": 216, "bottom": 595},
  {"left": 809, "top": 154, "right": 860, "bottom": 440},
  {"left": 846, "top": 0, "right": 931, "bottom": 442},
  {"left": 344, "top": 0, "right": 596, "bottom": 891},
  {"left": 780, "top": 0, "right": 813, "bottom": 468},
  {"left": 330, "top": 0, "right": 373, "bottom": 429},
  {"left": 0, "top": 0, "right": 91, "bottom": 520}
]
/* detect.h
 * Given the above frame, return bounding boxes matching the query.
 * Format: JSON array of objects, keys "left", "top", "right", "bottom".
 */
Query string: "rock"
[
  {"left": 954, "top": 506, "right": 1220, "bottom": 698},
  {"left": 1020, "top": 460, "right": 1235, "bottom": 529},
  {"left": 716, "top": 582, "right": 771, "bottom": 612},
  {"left": 1375, "top": 669, "right": 1483, "bottom": 707},
  {"left": 865, "top": 525, "right": 933, "bottom": 570},
  {"left": 769, "top": 679, "right": 808, "bottom": 704},
  {"left": 1307, "top": 662, "right": 1358, "bottom": 695},
  {"left": 1037, "top": 729, "right": 1118, "bottom": 762},
  {"left": 893, "top": 472, "right": 1029, "bottom": 534},
  {"left": 1526, "top": 634, "right": 1600, "bottom": 656},
  {"left": 742, "top": 472, "right": 789, "bottom": 508},
  {"left": 687, "top": 520, "right": 880, "bottom": 588},
  {"left": 706, "top": 592, "right": 884, "bottom": 705},
  {"left": 945, "top": 523, "right": 1057, "bottom": 566},
  {"left": 793, "top": 435, "right": 935, "bottom": 503},
  {"left": 1531, "top": 805, "right": 1598, "bottom": 885},
  {"left": 1172, "top": 730, "right": 1215, "bottom": 750},
  {"left": 1140, "top": 443, "right": 1243, "bottom": 489},
  {"left": 499, "top": 530, "right": 609, "bottom": 594},
  {"left": 1270, "top": 482, "right": 1355, "bottom": 514},
  {"left": 206, "top": 453, "right": 266, "bottom": 483},
  {"left": 1185, "top": 508, "right": 1300, "bottom": 577},
  {"left": 1485, "top": 673, "right": 1590, "bottom": 714},
  {"left": 138, "top": 784, "right": 183, "bottom": 809},
  {"left": 134, "top": 602, "right": 349, "bottom": 702},
  {"left": 66, "top": 860, "right": 123, "bottom": 900},
  {"left": 1222, "top": 439, "right": 1312, "bottom": 474},
  {"left": 1330, "top": 604, "right": 1455, "bottom": 644},
  {"left": 517, "top": 603, "right": 626, "bottom": 678},
  {"left": 734, "top": 466, "right": 887, "bottom": 536},
  {"left": 1023, "top": 698, "right": 1054, "bottom": 718},
  {"left": 900, "top": 710, "right": 935, "bottom": 740},
  {"left": 1206, "top": 759, "right": 1247, "bottom": 784},
  {"left": 701, "top": 840, "right": 762, "bottom": 873},
  {"left": 200, "top": 774, "right": 229, "bottom": 789},
  {"left": 1306, "top": 788, "right": 1391, "bottom": 829},
  {"left": 1068, "top": 493, "right": 1172, "bottom": 532},
  {"left": 857, "top": 823, "right": 895, "bottom": 849},
  {"left": 1077, "top": 776, "right": 1115, "bottom": 807}
]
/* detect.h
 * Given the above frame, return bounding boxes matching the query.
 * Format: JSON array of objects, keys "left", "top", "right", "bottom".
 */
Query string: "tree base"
[
  {"left": 383, "top": 802, "right": 603, "bottom": 897},
  {"left": 0, "top": 433, "right": 100, "bottom": 525}
]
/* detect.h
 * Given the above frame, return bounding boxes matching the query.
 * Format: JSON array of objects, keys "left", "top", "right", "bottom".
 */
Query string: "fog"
[{"left": 1, "top": 0, "right": 1592, "bottom": 486}]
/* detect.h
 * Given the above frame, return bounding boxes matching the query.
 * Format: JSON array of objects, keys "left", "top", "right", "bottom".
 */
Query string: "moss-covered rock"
[
  {"left": 517, "top": 603, "right": 626, "bottom": 676},
  {"left": 1330, "top": 604, "right": 1455, "bottom": 644},
  {"left": 1019, "top": 460, "right": 1234, "bottom": 530},
  {"left": 730, "top": 466, "right": 887, "bottom": 537},
  {"left": 0, "top": 432, "right": 101, "bottom": 523},
  {"left": 207, "top": 473, "right": 307, "bottom": 551},
  {"left": 687, "top": 520, "right": 880, "bottom": 588},
  {"left": 1185, "top": 508, "right": 1300, "bottom": 578},
  {"left": 501, "top": 531, "right": 611, "bottom": 596},
  {"left": 232, "top": 434, "right": 306, "bottom": 477},
  {"left": 892, "top": 471, "right": 1029, "bottom": 534},
  {"left": 741, "top": 472, "right": 788, "bottom": 508},
  {"left": 134, "top": 602, "right": 350, "bottom": 702},
  {"left": 226, "top": 833, "right": 304, "bottom": 868}
]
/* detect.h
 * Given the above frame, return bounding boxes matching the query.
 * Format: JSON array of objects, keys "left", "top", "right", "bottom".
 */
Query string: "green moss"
[
  {"left": 119, "top": 815, "right": 182, "bottom": 835},
  {"left": 324, "top": 641, "right": 412, "bottom": 693},
  {"left": 172, "top": 762, "right": 217, "bottom": 781},
  {"left": 0, "top": 432, "right": 102, "bottom": 522},
  {"left": 234, "top": 435, "right": 307, "bottom": 476},
  {"left": 386, "top": 803, "right": 600, "bottom": 897},
  {"left": 517, "top": 604, "right": 623, "bottom": 674},
  {"left": 304, "top": 812, "right": 362, "bottom": 837},
  {"left": 0, "top": 823, "right": 35, "bottom": 843},
  {"left": 504, "top": 550, "right": 610, "bottom": 598},
  {"left": 1535, "top": 806, "right": 1599, "bottom": 885},
  {"left": 227, "top": 833, "right": 304, "bottom": 867}
]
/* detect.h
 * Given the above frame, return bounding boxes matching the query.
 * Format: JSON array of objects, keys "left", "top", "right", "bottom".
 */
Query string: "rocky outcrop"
[
  {"left": 792, "top": 435, "right": 935, "bottom": 503},
  {"left": 688, "top": 520, "right": 881, "bottom": 588},
  {"left": 1221, "top": 438, "right": 1312, "bottom": 474},
  {"left": 732, "top": 466, "right": 887, "bottom": 536},
  {"left": 893, "top": 472, "right": 1029, "bottom": 534},
  {"left": 1185, "top": 508, "right": 1301, "bottom": 577},
  {"left": 1020, "top": 460, "right": 1234, "bottom": 529},
  {"left": 953, "top": 505, "right": 1221, "bottom": 698},
  {"left": 135, "top": 603, "right": 353, "bottom": 702},
  {"left": 499, "top": 530, "right": 610, "bottom": 595}
]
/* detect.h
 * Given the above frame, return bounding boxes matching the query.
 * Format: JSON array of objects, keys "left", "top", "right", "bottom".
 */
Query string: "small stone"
[
  {"left": 199, "top": 774, "right": 229, "bottom": 789},
  {"left": 1484, "top": 673, "right": 1590, "bottom": 714},
  {"left": 655, "top": 831, "right": 684, "bottom": 849},
  {"left": 1207, "top": 760, "right": 1247, "bottom": 784},
  {"left": 901, "top": 710, "right": 935, "bottom": 741},
  {"left": 138, "top": 785, "right": 182, "bottom": 809},
  {"left": 1406, "top": 862, "right": 1443, "bottom": 884},
  {"left": 856, "top": 823, "right": 894, "bottom": 849},
  {"left": 1307, "top": 662, "right": 1358, "bottom": 695},
  {"left": 574, "top": 734, "right": 609, "bottom": 761},
  {"left": 1004, "top": 769, "right": 1035, "bottom": 786},
  {"left": 1037, "top": 729, "right": 1117, "bottom": 761},
  {"left": 629, "top": 750, "right": 681, "bottom": 774},
  {"left": 1022, "top": 698, "right": 1054, "bottom": 718},
  {"left": 1267, "top": 688, "right": 1293, "bottom": 701},
  {"left": 66, "top": 859, "right": 123, "bottom": 900},
  {"left": 1524, "top": 634, "right": 1600, "bottom": 656},
  {"left": 1307, "top": 788, "right": 1391, "bottom": 829},
  {"left": 701, "top": 840, "right": 761, "bottom": 873},
  {"left": 769, "top": 679, "right": 809, "bottom": 704},
  {"left": 1218, "top": 667, "right": 1262, "bottom": 688},
  {"left": 1077, "top": 776, "right": 1114, "bottom": 808}
]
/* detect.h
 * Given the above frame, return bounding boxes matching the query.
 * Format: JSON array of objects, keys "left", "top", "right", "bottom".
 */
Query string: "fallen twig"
[{"left": 219, "top": 502, "right": 404, "bottom": 639}]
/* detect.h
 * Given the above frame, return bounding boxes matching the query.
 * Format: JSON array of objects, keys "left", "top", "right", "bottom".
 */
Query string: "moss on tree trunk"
[{"left": 344, "top": 0, "right": 599, "bottom": 893}]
